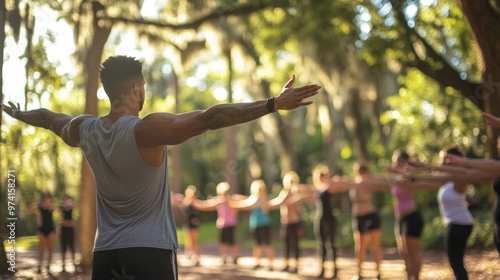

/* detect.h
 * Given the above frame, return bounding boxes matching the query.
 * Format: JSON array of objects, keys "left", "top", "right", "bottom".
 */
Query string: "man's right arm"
[{"left": 2, "top": 102, "right": 92, "bottom": 147}]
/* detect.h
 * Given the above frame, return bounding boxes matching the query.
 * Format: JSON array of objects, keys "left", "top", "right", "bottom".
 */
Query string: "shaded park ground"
[{"left": 3, "top": 243, "right": 500, "bottom": 280}]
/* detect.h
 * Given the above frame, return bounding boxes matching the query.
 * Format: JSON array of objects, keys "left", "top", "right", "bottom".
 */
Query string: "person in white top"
[{"left": 401, "top": 144, "right": 493, "bottom": 280}]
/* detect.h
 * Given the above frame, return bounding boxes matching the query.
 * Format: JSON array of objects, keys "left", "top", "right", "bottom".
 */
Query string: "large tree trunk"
[
  {"left": 224, "top": 46, "right": 238, "bottom": 191},
  {"left": 79, "top": 7, "right": 112, "bottom": 268},
  {"left": 458, "top": 0, "right": 500, "bottom": 157}
]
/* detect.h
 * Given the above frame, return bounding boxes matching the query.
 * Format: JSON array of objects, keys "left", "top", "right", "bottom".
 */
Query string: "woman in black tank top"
[
  {"left": 172, "top": 185, "right": 201, "bottom": 266},
  {"left": 29, "top": 192, "right": 56, "bottom": 274},
  {"left": 60, "top": 195, "right": 78, "bottom": 272},
  {"left": 312, "top": 165, "right": 352, "bottom": 279}
]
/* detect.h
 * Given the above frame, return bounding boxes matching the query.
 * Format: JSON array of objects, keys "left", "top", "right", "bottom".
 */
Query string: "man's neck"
[{"left": 101, "top": 107, "right": 138, "bottom": 124}]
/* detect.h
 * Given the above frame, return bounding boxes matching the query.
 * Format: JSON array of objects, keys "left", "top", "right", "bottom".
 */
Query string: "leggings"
[
  {"left": 445, "top": 223, "right": 472, "bottom": 280},
  {"left": 314, "top": 216, "right": 337, "bottom": 265},
  {"left": 60, "top": 226, "right": 75, "bottom": 255},
  {"left": 284, "top": 222, "right": 302, "bottom": 260}
]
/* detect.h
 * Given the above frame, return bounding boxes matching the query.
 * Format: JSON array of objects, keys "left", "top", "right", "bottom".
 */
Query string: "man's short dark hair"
[{"left": 99, "top": 56, "right": 143, "bottom": 101}]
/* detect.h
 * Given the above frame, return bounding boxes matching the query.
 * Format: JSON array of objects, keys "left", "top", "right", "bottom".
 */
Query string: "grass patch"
[{"left": 3, "top": 235, "right": 39, "bottom": 249}]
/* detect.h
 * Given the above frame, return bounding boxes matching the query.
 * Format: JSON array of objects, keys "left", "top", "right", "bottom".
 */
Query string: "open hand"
[
  {"left": 274, "top": 75, "right": 321, "bottom": 110},
  {"left": 2, "top": 101, "right": 21, "bottom": 119}
]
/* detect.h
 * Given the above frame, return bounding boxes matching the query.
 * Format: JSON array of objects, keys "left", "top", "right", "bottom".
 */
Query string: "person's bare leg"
[
  {"left": 37, "top": 233, "right": 46, "bottom": 271},
  {"left": 370, "top": 229, "right": 383, "bottom": 277},
  {"left": 231, "top": 245, "right": 240, "bottom": 263},
  {"left": 406, "top": 236, "right": 422, "bottom": 280},
  {"left": 219, "top": 243, "right": 228, "bottom": 263},
  {"left": 253, "top": 245, "right": 262, "bottom": 268},
  {"left": 354, "top": 231, "right": 367, "bottom": 277},
  {"left": 184, "top": 228, "right": 192, "bottom": 258},
  {"left": 190, "top": 229, "right": 200, "bottom": 265},
  {"left": 46, "top": 232, "right": 56, "bottom": 270},
  {"left": 397, "top": 235, "right": 411, "bottom": 279},
  {"left": 265, "top": 245, "right": 274, "bottom": 270}
]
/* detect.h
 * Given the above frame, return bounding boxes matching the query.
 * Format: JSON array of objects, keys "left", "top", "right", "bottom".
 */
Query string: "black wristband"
[
  {"left": 12, "top": 108, "right": 20, "bottom": 119},
  {"left": 266, "top": 97, "right": 276, "bottom": 113}
]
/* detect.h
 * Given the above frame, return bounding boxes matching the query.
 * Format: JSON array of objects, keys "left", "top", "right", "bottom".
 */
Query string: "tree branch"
[
  {"left": 99, "top": 0, "right": 289, "bottom": 31},
  {"left": 390, "top": 0, "right": 483, "bottom": 110}
]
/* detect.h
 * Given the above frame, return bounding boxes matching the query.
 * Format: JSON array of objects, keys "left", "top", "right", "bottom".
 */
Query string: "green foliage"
[{"left": 381, "top": 69, "right": 485, "bottom": 162}]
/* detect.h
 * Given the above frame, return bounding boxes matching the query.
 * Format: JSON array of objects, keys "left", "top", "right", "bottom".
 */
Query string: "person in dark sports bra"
[
  {"left": 29, "top": 192, "right": 56, "bottom": 274},
  {"left": 312, "top": 165, "right": 352, "bottom": 279},
  {"left": 59, "top": 194, "right": 77, "bottom": 272},
  {"left": 172, "top": 185, "right": 201, "bottom": 266}
]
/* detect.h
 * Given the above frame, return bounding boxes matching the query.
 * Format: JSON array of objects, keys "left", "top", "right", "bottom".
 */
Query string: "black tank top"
[
  {"left": 60, "top": 206, "right": 73, "bottom": 221},
  {"left": 316, "top": 190, "right": 335, "bottom": 219},
  {"left": 39, "top": 205, "right": 54, "bottom": 229}
]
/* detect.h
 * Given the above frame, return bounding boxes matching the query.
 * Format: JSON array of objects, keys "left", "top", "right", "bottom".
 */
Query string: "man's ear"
[{"left": 133, "top": 82, "right": 140, "bottom": 94}]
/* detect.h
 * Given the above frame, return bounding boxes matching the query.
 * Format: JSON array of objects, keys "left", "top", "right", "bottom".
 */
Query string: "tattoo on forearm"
[{"left": 207, "top": 102, "right": 269, "bottom": 130}]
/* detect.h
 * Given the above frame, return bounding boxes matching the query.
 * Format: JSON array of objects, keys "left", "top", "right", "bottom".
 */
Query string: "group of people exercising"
[{"left": 173, "top": 140, "right": 500, "bottom": 280}]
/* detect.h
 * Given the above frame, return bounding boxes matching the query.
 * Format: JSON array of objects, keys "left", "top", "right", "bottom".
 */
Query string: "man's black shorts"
[{"left": 92, "top": 247, "right": 177, "bottom": 280}]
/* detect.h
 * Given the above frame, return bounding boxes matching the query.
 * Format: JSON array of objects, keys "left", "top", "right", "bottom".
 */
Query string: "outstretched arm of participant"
[
  {"left": 136, "top": 76, "right": 321, "bottom": 146},
  {"left": 192, "top": 197, "right": 219, "bottom": 211},
  {"left": 287, "top": 191, "right": 315, "bottom": 206},
  {"left": 231, "top": 194, "right": 249, "bottom": 201},
  {"left": 228, "top": 195, "right": 259, "bottom": 210},
  {"left": 171, "top": 193, "right": 185, "bottom": 208},
  {"left": 482, "top": 112, "right": 500, "bottom": 128},
  {"left": 2, "top": 101, "right": 91, "bottom": 147},
  {"left": 416, "top": 161, "right": 496, "bottom": 184},
  {"left": 319, "top": 176, "right": 353, "bottom": 194},
  {"left": 352, "top": 175, "right": 394, "bottom": 191},
  {"left": 269, "top": 188, "right": 292, "bottom": 209},
  {"left": 445, "top": 154, "right": 500, "bottom": 176}
]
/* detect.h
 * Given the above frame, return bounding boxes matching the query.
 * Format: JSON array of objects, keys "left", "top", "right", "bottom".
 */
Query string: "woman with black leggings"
[
  {"left": 312, "top": 165, "right": 351, "bottom": 279},
  {"left": 409, "top": 144, "right": 481, "bottom": 280}
]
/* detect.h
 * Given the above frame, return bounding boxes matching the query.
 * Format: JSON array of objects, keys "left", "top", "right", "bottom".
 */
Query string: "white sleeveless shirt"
[{"left": 437, "top": 181, "right": 473, "bottom": 226}]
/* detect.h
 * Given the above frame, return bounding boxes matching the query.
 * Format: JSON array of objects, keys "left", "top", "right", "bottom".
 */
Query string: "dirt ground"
[{"left": 3, "top": 245, "right": 500, "bottom": 279}]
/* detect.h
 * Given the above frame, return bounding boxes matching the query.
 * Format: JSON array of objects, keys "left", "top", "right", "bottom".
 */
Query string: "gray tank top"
[{"left": 80, "top": 115, "right": 178, "bottom": 251}]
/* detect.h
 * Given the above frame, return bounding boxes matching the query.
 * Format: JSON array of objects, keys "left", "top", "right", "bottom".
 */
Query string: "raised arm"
[
  {"left": 135, "top": 76, "right": 321, "bottom": 146},
  {"left": 2, "top": 101, "right": 92, "bottom": 147}
]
